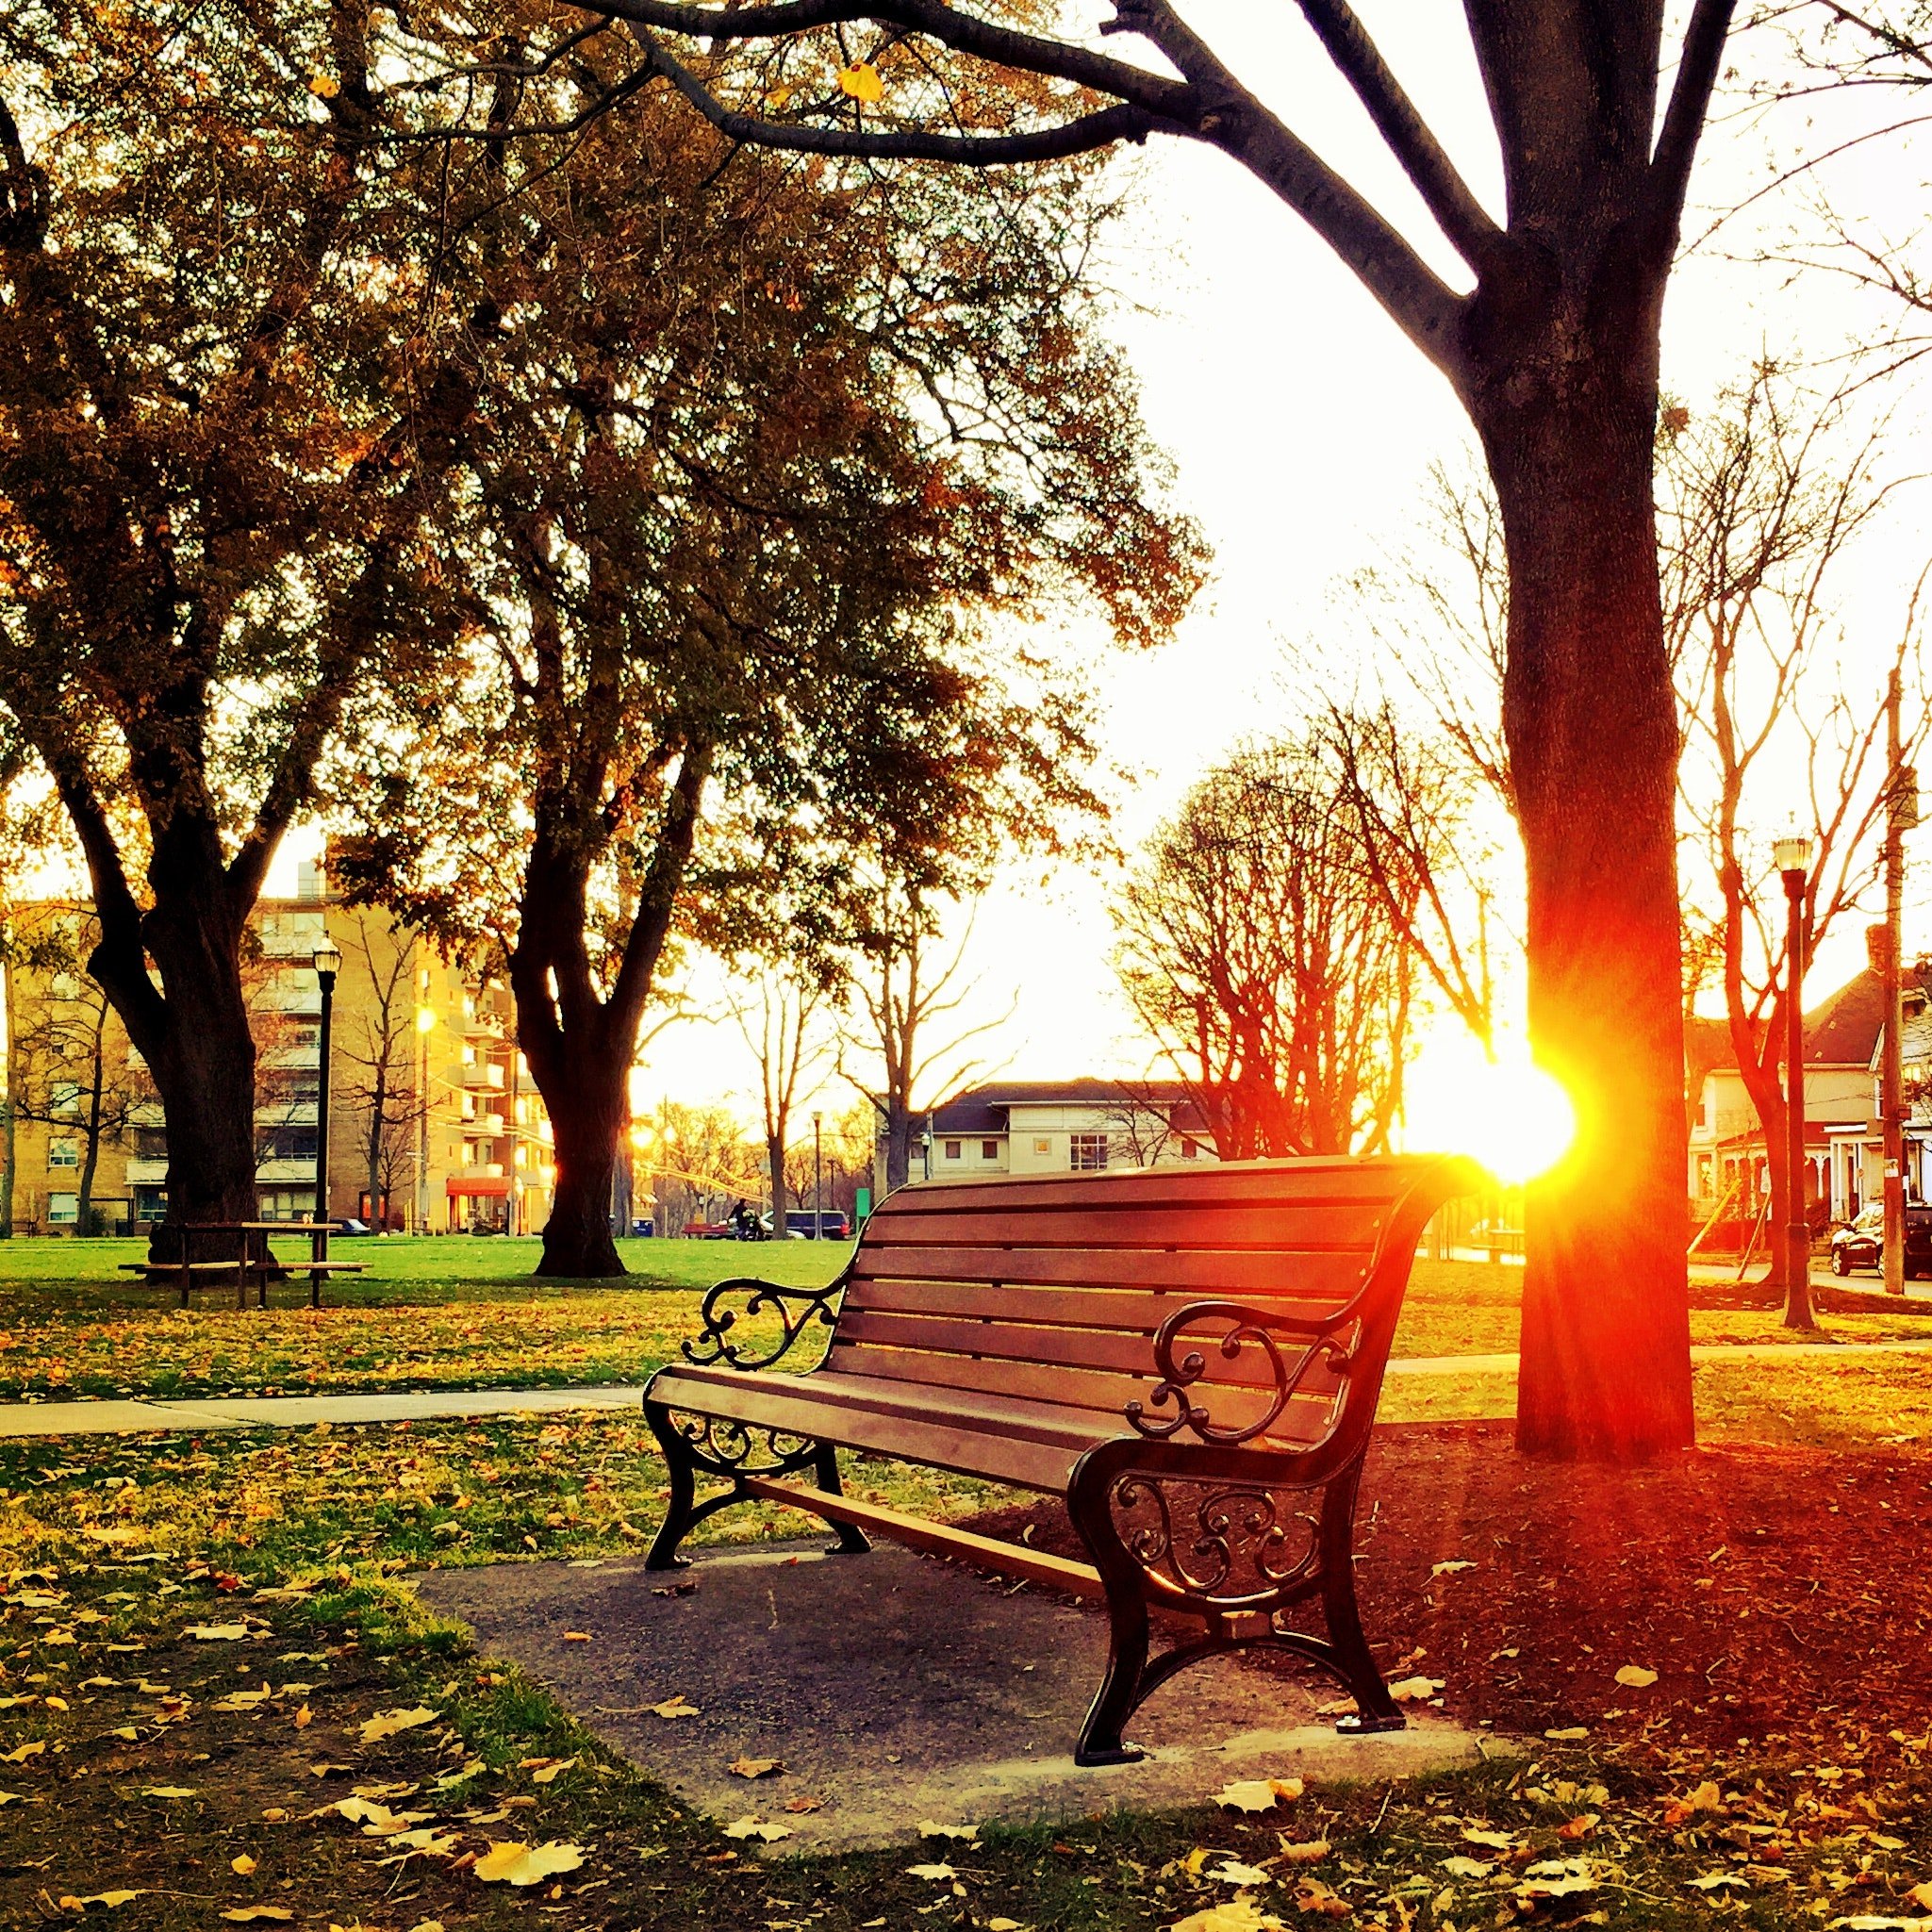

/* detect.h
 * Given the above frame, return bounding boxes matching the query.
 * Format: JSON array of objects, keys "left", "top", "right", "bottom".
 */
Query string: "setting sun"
[{"left": 1405, "top": 1042, "right": 1578, "bottom": 1186}]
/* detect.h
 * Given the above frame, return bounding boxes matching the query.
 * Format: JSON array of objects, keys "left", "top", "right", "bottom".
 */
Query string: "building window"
[
  {"left": 944, "top": 1139, "right": 962, "bottom": 1160},
  {"left": 1032, "top": 1136, "right": 1052, "bottom": 1157},
  {"left": 135, "top": 1127, "right": 168, "bottom": 1159},
  {"left": 1180, "top": 1136, "right": 1200, "bottom": 1161},
  {"left": 47, "top": 1192, "right": 77, "bottom": 1225},
  {"left": 50, "top": 1082, "right": 81, "bottom": 1117},
  {"left": 1069, "top": 1132, "right": 1108, "bottom": 1172},
  {"left": 48, "top": 1139, "right": 79, "bottom": 1169},
  {"left": 982, "top": 1140, "right": 999, "bottom": 1161}
]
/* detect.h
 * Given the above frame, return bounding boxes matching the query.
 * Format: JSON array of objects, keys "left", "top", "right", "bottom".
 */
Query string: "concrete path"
[
  {"left": 418, "top": 1540, "right": 1499, "bottom": 1855},
  {"left": 2, "top": 1332, "right": 1929, "bottom": 1438}
]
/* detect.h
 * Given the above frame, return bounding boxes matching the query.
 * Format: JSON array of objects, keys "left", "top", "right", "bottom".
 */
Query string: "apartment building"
[{"left": 7, "top": 864, "right": 557, "bottom": 1234}]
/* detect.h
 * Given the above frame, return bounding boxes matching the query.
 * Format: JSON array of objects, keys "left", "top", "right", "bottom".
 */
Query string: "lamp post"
[
  {"left": 312, "top": 940, "right": 342, "bottom": 1230},
  {"left": 1773, "top": 834, "right": 1814, "bottom": 1329},
  {"left": 414, "top": 1003, "right": 436, "bottom": 1234},
  {"left": 813, "top": 1112, "right": 822, "bottom": 1238}
]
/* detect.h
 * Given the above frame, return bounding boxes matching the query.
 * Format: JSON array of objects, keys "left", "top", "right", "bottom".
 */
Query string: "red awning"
[{"left": 446, "top": 1176, "right": 510, "bottom": 1197}]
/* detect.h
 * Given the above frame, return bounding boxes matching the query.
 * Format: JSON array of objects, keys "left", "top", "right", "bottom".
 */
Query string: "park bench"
[
  {"left": 120, "top": 1221, "right": 370, "bottom": 1309},
  {"left": 643, "top": 1153, "right": 1480, "bottom": 1765}
]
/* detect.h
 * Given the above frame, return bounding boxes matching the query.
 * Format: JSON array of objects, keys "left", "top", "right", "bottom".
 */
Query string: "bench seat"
[{"left": 644, "top": 1153, "right": 1479, "bottom": 1765}]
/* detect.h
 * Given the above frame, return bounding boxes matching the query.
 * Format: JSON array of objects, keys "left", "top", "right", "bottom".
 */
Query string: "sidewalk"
[{"left": 4, "top": 1332, "right": 1930, "bottom": 1438}]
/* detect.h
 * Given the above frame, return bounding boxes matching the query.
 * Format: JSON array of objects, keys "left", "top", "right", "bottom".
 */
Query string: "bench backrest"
[{"left": 824, "top": 1155, "right": 1480, "bottom": 1450}]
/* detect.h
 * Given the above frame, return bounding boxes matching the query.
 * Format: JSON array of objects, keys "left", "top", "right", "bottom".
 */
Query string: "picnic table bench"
[
  {"left": 643, "top": 1153, "right": 1479, "bottom": 1764},
  {"left": 120, "top": 1221, "right": 370, "bottom": 1308}
]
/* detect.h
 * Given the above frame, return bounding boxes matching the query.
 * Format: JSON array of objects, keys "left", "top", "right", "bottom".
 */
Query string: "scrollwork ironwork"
[
  {"left": 1124, "top": 1298, "right": 1353, "bottom": 1445},
  {"left": 1110, "top": 1473, "right": 1319, "bottom": 1602},
  {"left": 682, "top": 1277, "right": 843, "bottom": 1371},
  {"left": 670, "top": 1412, "right": 821, "bottom": 1480}
]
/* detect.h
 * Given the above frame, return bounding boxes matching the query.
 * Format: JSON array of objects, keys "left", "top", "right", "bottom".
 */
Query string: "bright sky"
[{"left": 263, "top": 8, "right": 1932, "bottom": 1148}]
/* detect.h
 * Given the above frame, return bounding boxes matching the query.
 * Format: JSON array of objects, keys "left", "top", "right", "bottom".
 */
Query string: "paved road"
[{"left": 3, "top": 1331, "right": 1930, "bottom": 1437}]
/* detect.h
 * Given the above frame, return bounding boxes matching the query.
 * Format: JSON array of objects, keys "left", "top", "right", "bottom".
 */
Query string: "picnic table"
[{"left": 119, "top": 1220, "right": 371, "bottom": 1309}]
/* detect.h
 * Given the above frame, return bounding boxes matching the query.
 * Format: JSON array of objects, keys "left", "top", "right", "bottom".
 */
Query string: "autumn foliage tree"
[
  {"left": 0, "top": 0, "right": 471, "bottom": 1234},
  {"left": 332, "top": 50, "right": 1200, "bottom": 1273}
]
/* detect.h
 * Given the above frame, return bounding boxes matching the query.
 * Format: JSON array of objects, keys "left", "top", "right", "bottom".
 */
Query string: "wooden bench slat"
[
  {"left": 822, "top": 1340, "right": 1336, "bottom": 1443},
  {"left": 831, "top": 1306, "right": 1351, "bottom": 1398},
  {"left": 869, "top": 1158, "right": 1422, "bottom": 1214},
  {"left": 652, "top": 1366, "right": 1091, "bottom": 1491},
  {"left": 738, "top": 1476, "right": 1105, "bottom": 1598},
  {"left": 864, "top": 1203, "right": 1389, "bottom": 1254},
  {"left": 846, "top": 1253, "right": 1363, "bottom": 1318}
]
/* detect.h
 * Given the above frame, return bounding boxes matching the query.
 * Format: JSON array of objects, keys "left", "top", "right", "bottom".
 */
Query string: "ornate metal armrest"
[
  {"left": 682, "top": 1277, "right": 844, "bottom": 1371},
  {"left": 1124, "top": 1298, "right": 1354, "bottom": 1447}
]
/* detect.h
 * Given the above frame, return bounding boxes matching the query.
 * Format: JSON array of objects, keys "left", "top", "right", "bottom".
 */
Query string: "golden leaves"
[
  {"left": 1214, "top": 1777, "right": 1302, "bottom": 1814},
  {"left": 358, "top": 1706, "right": 438, "bottom": 1744},
  {"left": 471, "top": 1840, "right": 584, "bottom": 1886},
  {"left": 835, "top": 63, "right": 883, "bottom": 104}
]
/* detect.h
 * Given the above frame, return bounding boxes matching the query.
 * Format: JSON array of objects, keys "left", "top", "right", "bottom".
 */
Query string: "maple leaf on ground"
[
  {"left": 472, "top": 1840, "right": 585, "bottom": 1886},
  {"left": 905, "top": 1862, "right": 958, "bottom": 1881},
  {"left": 723, "top": 1817, "right": 794, "bottom": 1842},
  {"left": 359, "top": 1707, "right": 438, "bottom": 1744},
  {"left": 57, "top": 1892, "right": 142, "bottom": 1910},
  {"left": 1170, "top": 1900, "right": 1287, "bottom": 1932},
  {"left": 729, "top": 1755, "right": 782, "bottom": 1778},
  {"left": 650, "top": 1695, "right": 699, "bottom": 1720},
  {"left": 1214, "top": 1777, "right": 1302, "bottom": 1813}
]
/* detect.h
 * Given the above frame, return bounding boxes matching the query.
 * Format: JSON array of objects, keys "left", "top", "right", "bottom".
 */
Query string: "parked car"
[
  {"left": 783, "top": 1209, "right": 851, "bottom": 1239},
  {"left": 337, "top": 1217, "right": 372, "bottom": 1238},
  {"left": 1829, "top": 1202, "right": 1932, "bottom": 1277}
]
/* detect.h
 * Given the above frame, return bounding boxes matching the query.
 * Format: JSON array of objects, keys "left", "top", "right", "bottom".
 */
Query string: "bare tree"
[
  {"left": 732, "top": 971, "right": 836, "bottom": 1227},
  {"left": 1322, "top": 703, "right": 1503, "bottom": 1059},
  {"left": 8, "top": 916, "right": 148, "bottom": 1234},
  {"left": 1667, "top": 369, "right": 1930, "bottom": 1322},
  {"left": 333, "top": 914, "right": 430, "bottom": 1230},
  {"left": 1114, "top": 734, "right": 1419, "bottom": 1161},
  {"left": 843, "top": 883, "right": 1014, "bottom": 1193}
]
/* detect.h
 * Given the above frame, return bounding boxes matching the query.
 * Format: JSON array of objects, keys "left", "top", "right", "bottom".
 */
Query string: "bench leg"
[
  {"left": 812, "top": 1445, "right": 871, "bottom": 1556},
  {"left": 1319, "top": 1466, "right": 1404, "bottom": 1736},
  {"left": 1076, "top": 1573, "right": 1151, "bottom": 1767},
  {"left": 644, "top": 1401, "right": 702, "bottom": 1569}
]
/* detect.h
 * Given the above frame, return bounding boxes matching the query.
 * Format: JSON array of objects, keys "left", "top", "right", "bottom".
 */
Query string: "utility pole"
[{"left": 1882, "top": 669, "right": 1913, "bottom": 1296}]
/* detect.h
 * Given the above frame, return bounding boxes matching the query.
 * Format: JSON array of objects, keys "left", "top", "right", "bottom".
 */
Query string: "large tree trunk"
[
  {"left": 883, "top": 1098, "right": 913, "bottom": 1193},
  {"left": 1477, "top": 345, "right": 1695, "bottom": 1461},
  {"left": 88, "top": 884, "right": 260, "bottom": 1250},
  {"left": 537, "top": 1051, "right": 627, "bottom": 1277}
]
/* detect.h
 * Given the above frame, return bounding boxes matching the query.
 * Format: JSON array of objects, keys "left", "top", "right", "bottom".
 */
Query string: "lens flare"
[{"left": 1406, "top": 1043, "right": 1578, "bottom": 1185}]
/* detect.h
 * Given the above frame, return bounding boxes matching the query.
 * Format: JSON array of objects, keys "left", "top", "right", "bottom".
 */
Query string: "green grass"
[{"left": 3, "top": 1241, "right": 1931, "bottom": 1405}]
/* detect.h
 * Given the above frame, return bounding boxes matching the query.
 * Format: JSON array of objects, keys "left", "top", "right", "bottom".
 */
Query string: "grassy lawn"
[
  {"left": 3, "top": 1242, "right": 1929, "bottom": 1405},
  {"left": 6, "top": 1348, "right": 1932, "bottom": 1927}
]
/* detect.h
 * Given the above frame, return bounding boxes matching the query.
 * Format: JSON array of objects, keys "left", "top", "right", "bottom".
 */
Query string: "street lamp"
[
  {"left": 1773, "top": 834, "right": 1814, "bottom": 1329},
  {"left": 813, "top": 1111, "right": 822, "bottom": 1239},
  {"left": 312, "top": 939, "right": 342, "bottom": 1230},
  {"left": 414, "top": 1004, "right": 436, "bottom": 1234}
]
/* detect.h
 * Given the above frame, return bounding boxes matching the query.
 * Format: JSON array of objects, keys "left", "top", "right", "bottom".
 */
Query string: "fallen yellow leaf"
[
  {"left": 650, "top": 1695, "right": 699, "bottom": 1720},
  {"left": 729, "top": 1755, "right": 782, "bottom": 1779},
  {"left": 472, "top": 1840, "right": 585, "bottom": 1887},
  {"left": 359, "top": 1706, "right": 438, "bottom": 1744},
  {"left": 1214, "top": 1777, "right": 1302, "bottom": 1813},
  {"left": 231, "top": 1854, "right": 258, "bottom": 1875},
  {"left": 58, "top": 1893, "right": 141, "bottom": 1911},
  {"left": 1613, "top": 1664, "right": 1659, "bottom": 1689}
]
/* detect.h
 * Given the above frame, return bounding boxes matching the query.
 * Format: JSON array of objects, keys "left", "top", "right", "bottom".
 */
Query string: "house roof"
[
  {"left": 1803, "top": 968, "right": 1888, "bottom": 1065},
  {"left": 930, "top": 1079, "right": 1207, "bottom": 1135}
]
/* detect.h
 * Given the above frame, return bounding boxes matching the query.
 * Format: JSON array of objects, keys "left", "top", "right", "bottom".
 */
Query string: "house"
[
  {"left": 1686, "top": 970, "right": 1887, "bottom": 1221},
  {"left": 916, "top": 1079, "right": 1216, "bottom": 1181},
  {"left": 6, "top": 861, "right": 559, "bottom": 1234},
  {"left": 1823, "top": 961, "right": 1932, "bottom": 1217}
]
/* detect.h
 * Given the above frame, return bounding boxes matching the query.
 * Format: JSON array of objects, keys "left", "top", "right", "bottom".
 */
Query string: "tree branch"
[
  {"left": 1292, "top": 0, "right": 1501, "bottom": 270},
  {"left": 1651, "top": 0, "right": 1738, "bottom": 219},
  {"left": 638, "top": 31, "right": 1160, "bottom": 162}
]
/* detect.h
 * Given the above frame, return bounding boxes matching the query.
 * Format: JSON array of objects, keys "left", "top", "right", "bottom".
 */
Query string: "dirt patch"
[{"left": 966, "top": 1419, "right": 1932, "bottom": 1764}]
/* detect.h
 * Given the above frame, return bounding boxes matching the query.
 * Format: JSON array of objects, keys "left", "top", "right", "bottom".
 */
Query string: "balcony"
[
  {"left": 256, "top": 1158, "right": 319, "bottom": 1184},
  {"left": 126, "top": 1158, "right": 168, "bottom": 1186},
  {"left": 461, "top": 1063, "right": 505, "bottom": 1090}
]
